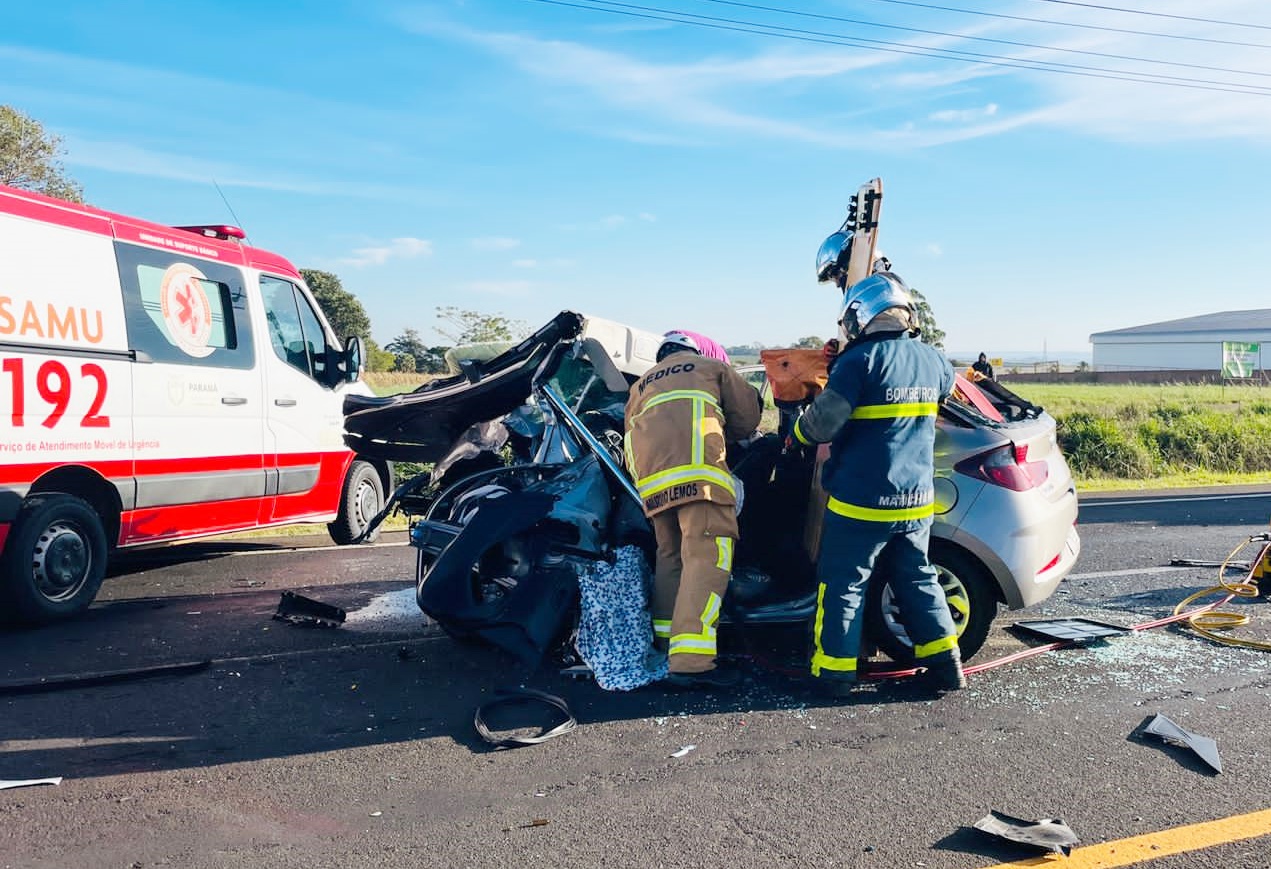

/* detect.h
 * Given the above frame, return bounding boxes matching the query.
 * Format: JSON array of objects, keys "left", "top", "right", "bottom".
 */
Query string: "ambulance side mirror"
[{"left": 342, "top": 336, "right": 364, "bottom": 383}]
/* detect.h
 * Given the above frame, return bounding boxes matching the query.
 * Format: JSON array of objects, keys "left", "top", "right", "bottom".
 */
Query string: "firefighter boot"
[
  {"left": 921, "top": 647, "right": 967, "bottom": 693},
  {"left": 811, "top": 672, "right": 858, "bottom": 699},
  {"left": 664, "top": 660, "right": 742, "bottom": 690}
]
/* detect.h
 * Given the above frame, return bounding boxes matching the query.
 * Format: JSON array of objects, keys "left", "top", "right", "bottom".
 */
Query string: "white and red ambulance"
[{"left": 0, "top": 183, "right": 391, "bottom": 623}]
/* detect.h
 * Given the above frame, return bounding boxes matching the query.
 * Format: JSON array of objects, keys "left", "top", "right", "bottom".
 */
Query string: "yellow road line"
[{"left": 982, "top": 808, "right": 1271, "bottom": 868}]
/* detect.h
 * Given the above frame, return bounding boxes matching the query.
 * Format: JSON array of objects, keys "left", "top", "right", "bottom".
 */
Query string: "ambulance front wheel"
[
  {"left": 329, "top": 460, "right": 384, "bottom": 545},
  {"left": 1, "top": 494, "right": 109, "bottom": 624}
]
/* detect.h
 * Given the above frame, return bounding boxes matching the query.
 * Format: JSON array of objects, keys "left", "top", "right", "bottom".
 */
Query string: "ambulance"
[{"left": 0, "top": 183, "right": 391, "bottom": 624}]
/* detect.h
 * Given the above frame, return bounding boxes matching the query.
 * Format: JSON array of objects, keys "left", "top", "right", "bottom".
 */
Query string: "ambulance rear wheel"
[
  {"left": 1, "top": 494, "right": 108, "bottom": 624},
  {"left": 329, "top": 460, "right": 384, "bottom": 545}
]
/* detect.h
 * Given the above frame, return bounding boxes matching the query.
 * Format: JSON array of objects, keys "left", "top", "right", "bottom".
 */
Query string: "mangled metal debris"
[
  {"left": 272, "top": 591, "right": 346, "bottom": 628},
  {"left": 1138, "top": 713, "right": 1222, "bottom": 774},
  {"left": 1011, "top": 617, "right": 1130, "bottom": 645},
  {"left": 973, "top": 810, "right": 1080, "bottom": 855},
  {"left": 1168, "top": 557, "right": 1253, "bottom": 570},
  {"left": 473, "top": 687, "right": 577, "bottom": 749},
  {"left": 0, "top": 777, "right": 63, "bottom": 791}
]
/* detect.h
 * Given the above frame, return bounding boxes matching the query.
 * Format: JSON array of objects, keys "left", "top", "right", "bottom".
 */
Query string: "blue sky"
[{"left": 4, "top": 0, "right": 1269, "bottom": 358}]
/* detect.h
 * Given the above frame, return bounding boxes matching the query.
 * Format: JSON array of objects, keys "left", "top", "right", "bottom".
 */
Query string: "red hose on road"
[{"left": 741, "top": 536, "right": 1268, "bottom": 684}]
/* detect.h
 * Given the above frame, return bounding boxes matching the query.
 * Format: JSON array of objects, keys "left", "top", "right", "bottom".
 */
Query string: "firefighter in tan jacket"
[{"left": 625, "top": 332, "right": 763, "bottom": 689}]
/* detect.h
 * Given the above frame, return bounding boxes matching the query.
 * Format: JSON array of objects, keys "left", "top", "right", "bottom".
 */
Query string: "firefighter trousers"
[
  {"left": 811, "top": 513, "right": 959, "bottom": 681},
  {"left": 650, "top": 500, "right": 737, "bottom": 674}
]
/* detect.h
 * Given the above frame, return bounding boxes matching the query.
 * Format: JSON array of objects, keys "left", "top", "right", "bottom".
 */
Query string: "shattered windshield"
[{"left": 547, "top": 350, "right": 629, "bottom": 418}]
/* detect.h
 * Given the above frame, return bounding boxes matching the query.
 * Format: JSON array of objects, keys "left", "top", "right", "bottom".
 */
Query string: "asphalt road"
[{"left": 3, "top": 490, "right": 1271, "bottom": 869}]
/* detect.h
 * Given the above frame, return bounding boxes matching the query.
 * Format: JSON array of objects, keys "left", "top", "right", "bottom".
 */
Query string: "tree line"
[{"left": 302, "top": 270, "right": 526, "bottom": 373}]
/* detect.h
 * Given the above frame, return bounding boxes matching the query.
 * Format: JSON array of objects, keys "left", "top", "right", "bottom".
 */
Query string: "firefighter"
[
  {"left": 814, "top": 230, "right": 894, "bottom": 288},
  {"left": 625, "top": 331, "right": 762, "bottom": 689},
  {"left": 792, "top": 257, "right": 965, "bottom": 697}
]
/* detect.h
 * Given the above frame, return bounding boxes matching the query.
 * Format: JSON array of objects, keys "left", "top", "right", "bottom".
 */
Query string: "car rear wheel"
[
  {"left": 328, "top": 460, "right": 384, "bottom": 545},
  {"left": 1, "top": 493, "right": 109, "bottom": 624},
  {"left": 865, "top": 542, "right": 998, "bottom": 664}
]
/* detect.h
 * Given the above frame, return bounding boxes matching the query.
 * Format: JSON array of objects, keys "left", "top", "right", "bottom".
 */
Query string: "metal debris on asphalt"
[
  {"left": 503, "top": 819, "right": 550, "bottom": 831},
  {"left": 474, "top": 688, "right": 577, "bottom": 749},
  {"left": 0, "top": 778, "right": 63, "bottom": 791},
  {"left": 670, "top": 745, "right": 697, "bottom": 758},
  {"left": 272, "top": 591, "right": 347, "bottom": 627},
  {"left": 1011, "top": 617, "right": 1130, "bottom": 645},
  {"left": 1169, "top": 558, "right": 1252, "bottom": 570},
  {"left": 1139, "top": 713, "right": 1223, "bottom": 773},
  {"left": 973, "top": 810, "right": 1080, "bottom": 855}
]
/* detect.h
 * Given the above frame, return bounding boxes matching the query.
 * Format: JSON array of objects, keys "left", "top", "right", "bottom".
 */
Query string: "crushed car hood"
[
  {"left": 343, "top": 311, "right": 663, "bottom": 463},
  {"left": 343, "top": 311, "right": 584, "bottom": 462}
]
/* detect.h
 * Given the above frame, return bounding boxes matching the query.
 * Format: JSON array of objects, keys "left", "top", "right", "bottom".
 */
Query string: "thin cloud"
[
  {"left": 61, "top": 137, "right": 420, "bottom": 199},
  {"left": 393, "top": 13, "right": 891, "bottom": 145},
  {"left": 392, "top": 3, "right": 1271, "bottom": 148},
  {"left": 340, "top": 237, "right": 434, "bottom": 267},
  {"left": 930, "top": 104, "right": 998, "bottom": 124},
  {"left": 512, "top": 257, "right": 576, "bottom": 269},
  {"left": 470, "top": 236, "right": 521, "bottom": 251},
  {"left": 0, "top": 45, "right": 442, "bottom": 200}
]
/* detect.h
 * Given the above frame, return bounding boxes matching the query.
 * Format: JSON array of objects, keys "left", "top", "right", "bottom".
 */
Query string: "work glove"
[{"left": 822, "top": 339, "right": 840, "bottom": 361}]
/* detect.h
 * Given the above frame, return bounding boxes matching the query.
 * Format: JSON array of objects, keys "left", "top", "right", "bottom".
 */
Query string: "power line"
[
  {"left": 856, "top": 0, "right": 1271, "bottom": 50},
  {"left": 692, "top": 0, "right": 1271, "bottom": 80},
  {"left": 525, "top": 0, "right": 1271, "bottom": 96},
  {"left": 1023, "top": 0, "right": 1271, "bottom": 32}
]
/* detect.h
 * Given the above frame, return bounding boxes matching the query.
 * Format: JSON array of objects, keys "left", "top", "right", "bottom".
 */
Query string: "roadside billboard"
[{"left": 1221, "top": 341, "right": 1260, "bottom": 378}]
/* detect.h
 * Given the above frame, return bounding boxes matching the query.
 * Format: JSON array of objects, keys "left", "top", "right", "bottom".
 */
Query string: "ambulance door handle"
[
  {"left": 221, "top": 396, "right": 248, "bottom": 406},
  {"left": 274, "top": 398, "right": 297, "bottom": 407}
]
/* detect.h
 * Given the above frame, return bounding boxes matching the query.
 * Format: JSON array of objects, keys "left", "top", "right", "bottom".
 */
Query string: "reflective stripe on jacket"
[
  {"left": 797, "top": 331, "right": 953, "bottom": 524},
  {"left": 624, "top": 352, "right": 762, "bottom": 517}
]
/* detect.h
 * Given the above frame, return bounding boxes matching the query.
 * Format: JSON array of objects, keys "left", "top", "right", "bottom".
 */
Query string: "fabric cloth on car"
[{"left": 575, "top": 546, "right": 668, "bottom": 691}]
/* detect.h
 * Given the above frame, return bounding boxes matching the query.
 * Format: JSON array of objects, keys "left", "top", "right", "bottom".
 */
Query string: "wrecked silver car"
[{"left": 343, "top": 311, "right": 1081, "bottom": 667}]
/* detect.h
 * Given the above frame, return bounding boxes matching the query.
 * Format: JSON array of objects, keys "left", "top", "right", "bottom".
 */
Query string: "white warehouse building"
[{"left": 1090, "top": 310, "right": 1271, "bottom": 374}]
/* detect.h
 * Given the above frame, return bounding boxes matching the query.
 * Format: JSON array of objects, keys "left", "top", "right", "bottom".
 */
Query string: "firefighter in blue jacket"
[{"left": 792, "top": 242, "right": 965, "bottom": 696}]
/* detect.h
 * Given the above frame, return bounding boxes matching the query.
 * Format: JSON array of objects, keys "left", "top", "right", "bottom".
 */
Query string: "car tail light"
[
  {"left": 955, "top": 442, "right": 1049, "bottom": 492},
  {"left": 1037, "top": 552, "right": 1061, "bottom": 576}
]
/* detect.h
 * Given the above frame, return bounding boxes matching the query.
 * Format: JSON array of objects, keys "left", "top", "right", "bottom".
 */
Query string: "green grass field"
[
  {"left": 1007, "top": 382, "right": 1271, "bottom": 490},
  {"left": 1008, "top": 383, "right": 1271, "bottom": 418}
]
